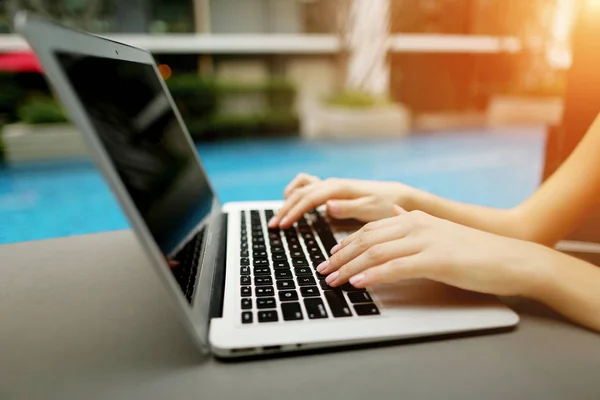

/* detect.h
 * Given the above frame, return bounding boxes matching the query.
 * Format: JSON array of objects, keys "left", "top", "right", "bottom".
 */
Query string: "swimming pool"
[{"left": 0, "top": 127, "right": 545, "bottom": 244}]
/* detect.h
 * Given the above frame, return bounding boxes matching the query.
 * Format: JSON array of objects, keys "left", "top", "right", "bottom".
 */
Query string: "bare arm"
[
  {"left": 408, "top": 113, "right": 600, "bottom": 245},
  {"left": 532, "top": 248, "right": 600, "bottom": 332}
]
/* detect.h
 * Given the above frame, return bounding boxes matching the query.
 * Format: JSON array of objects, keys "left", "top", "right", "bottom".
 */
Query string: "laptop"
[{"left": 17, "top": 13, "right": 519, "bottom": 358}]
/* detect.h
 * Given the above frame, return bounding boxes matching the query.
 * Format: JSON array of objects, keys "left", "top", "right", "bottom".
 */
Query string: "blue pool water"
[{"left": 0, "top": 127, "right": 545, "bottom": 244}]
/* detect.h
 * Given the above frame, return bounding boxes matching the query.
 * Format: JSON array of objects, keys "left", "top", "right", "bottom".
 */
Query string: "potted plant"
[
  {"left": 1, "top": 95, "right": 86, "bottom": 162},
  {"left": 300, "top": 0, "right": 411, "bottom": 139}
]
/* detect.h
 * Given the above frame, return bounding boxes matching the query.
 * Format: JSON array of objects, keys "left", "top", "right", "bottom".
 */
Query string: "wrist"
[
  {"left": 396, "top": 184, "right": 428, "bottom": 212},
  {"left": 517, "top": 244, "right": 561, "bottom": 301}
]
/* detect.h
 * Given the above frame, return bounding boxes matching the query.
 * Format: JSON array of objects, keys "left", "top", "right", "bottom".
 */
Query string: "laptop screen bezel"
[{"left": 17, "top": 13, "right": 219, "bottom": 352}]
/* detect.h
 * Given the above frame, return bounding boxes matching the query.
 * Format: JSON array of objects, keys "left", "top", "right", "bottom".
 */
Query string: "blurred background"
[{"left": 0, "top": 0, "right": 597, "bottom": 244}]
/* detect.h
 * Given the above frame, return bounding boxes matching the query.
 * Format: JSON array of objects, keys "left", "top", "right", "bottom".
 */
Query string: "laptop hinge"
[{"left": 209, "top": 212, "right": 228, "bottom": 318}]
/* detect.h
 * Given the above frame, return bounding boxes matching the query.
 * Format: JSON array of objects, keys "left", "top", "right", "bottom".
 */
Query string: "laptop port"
[{"left": 262, "top": 345, "right": 281, "bottom": 352}]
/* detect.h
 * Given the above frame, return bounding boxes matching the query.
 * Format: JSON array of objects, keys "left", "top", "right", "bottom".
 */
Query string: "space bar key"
[{"left": 323, "top": 290, "right": 352, "bottom": 317}]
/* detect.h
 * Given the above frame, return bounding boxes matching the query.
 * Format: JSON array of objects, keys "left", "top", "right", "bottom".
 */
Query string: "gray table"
[{"left": 1, "top": 231, "right": 599, "bottom": 400}]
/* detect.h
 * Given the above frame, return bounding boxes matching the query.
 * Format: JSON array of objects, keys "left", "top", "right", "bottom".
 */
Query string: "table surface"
[{"left": 1, "top": 230, "right": 599, "bottom": 400}]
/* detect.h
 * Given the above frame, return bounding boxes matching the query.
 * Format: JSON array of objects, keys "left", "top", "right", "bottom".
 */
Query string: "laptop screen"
[{"left": 55, "top": 51, "right": 215, "bottom": 267}]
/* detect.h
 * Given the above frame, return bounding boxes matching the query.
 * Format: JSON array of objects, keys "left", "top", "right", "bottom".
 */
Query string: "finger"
[
  {"left": 283, "top": 173, "right": 318, "bottom": 199},
  {"left": 326, "top": 197, "right": 373, "bottom": 220},
  {"left": 347, "top": 254, "right": 426, "bottom": 288},
  {"left": 279, "top": 180, "right": 355, "bottom": 228},
  {"left": 281, "top": 186, "right": 347, "bottom": 229},
  {"left": 269, "top": 183, "right": 316, "bottom": 228},
  {"left": 326, "top": 238, "right": 421, "bottom": 287},
  {"left": 318, "top": 224, "right": 410, "bottom": 275},
  {"left": 392, "top": 204, "right": 407, "bottom": 216},
  {"left": 336, "top": 214, "right": 409, "bottom": 253}
]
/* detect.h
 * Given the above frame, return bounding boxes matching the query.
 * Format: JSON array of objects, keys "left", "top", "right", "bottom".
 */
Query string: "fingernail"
[
  {"left": 268, "top": 216, "right": 278, "bottom": 227},
  {"left": 325, "top": 271, "right": 339, "bottom": 285},
  {"left": 279, "top": 217, "right": 290, "bottom": 227},
  {"left": 349, "top": 273, "right": 365, "bottom": 287},
  {"left": 316, "top": 260, "right": 329, "bottom": 273},
  {"left": 327, "top": 201, "right": 340, "bottom": 214},
  {"left": 330, "top": 244, "right": 341, "bottom": 254}
]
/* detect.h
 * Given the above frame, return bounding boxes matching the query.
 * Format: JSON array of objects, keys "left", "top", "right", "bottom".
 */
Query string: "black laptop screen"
[{"left": 55, "top": 51, "right": 215, "bottom": 261}]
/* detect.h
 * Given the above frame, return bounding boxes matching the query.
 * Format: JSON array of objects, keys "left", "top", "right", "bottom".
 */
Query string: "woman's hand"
[
  {"left": 318, "top": 206, "right": 549, "bottom": 299},
  {"left": 268, "top": 173, "right": 419, "bottom": 229}
]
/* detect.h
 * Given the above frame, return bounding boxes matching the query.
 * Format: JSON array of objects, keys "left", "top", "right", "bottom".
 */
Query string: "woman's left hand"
[{"left": 318, "top": 206, "right": 549, "bottom": 298}]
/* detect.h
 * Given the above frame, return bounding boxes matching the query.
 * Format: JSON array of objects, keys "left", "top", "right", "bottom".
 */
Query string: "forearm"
[
  {"left": 530, "top": 249, "right": 600, "bottom": 332},
  {"left": 405, "top": 188, "right": 524, "bottom": 239}
]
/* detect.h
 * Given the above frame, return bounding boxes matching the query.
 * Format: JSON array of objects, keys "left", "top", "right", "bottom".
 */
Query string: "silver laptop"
[{"left": 17, "top": 13, "right": 519, "bottom": 358}]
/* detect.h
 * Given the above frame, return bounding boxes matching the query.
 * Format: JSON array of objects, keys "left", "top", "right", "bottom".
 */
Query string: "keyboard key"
[
  {"left": 242, "top": 311, "right": 253, "bottom": 324},
  {"left": 271, "top": 245, "right": 285, "bottom": 254},
  {"left": 255, "top": 286, "right": 275, "bottom": 297},
  {"left": 257, "top": 297, "right": 277, "bottom": 309},
  {"left": 254, "top": 251, "right": 268, "bottom": 259},
  {"left": 270, "top": 239, "right": 283, "bottom": 246},
  {"left": 304, "top": 239, "right": 318, "bottom": 247},
  {"left": 240, "top": 266, "right": 250, "bottom": 275},
  {"left": 241, "top": 298, "right": 252, "bottom": 310},
  {"left": 286, "top": 236, "right": 299, "bottom": 244},
  {"left": 301, "top": 232, "right": 315, "bottom": 241},
  {"left": 348, "top": 292, "right": 373, "bottom": 303},
  {"left": 253, "top": 259, "right": 269, "bottom": 267},
  {"left": 241, "top": 287, "right": 251, "bottom": 297},
  {"left": 281, "top": 302, "right": 303, "bottom": 321},
  {"left": 340, "top": 282, "right": 366, "bottom": 292},
  {"left": 258, "top": 310, "right": 278, "bottom": 323},
  {"left": 289, "top": 250, "right": 305, "bottom": 259},
  {"left": 275, "top": 269, "right": 293, "bottom": 279},
  {"left": 279, "top": 290, "right": 299, "bottom": 302},
  {"left": 240, "top": 258, "right": 249, "bottom": 266},
  {"left": 254, "top": 267, "right": 271, "bottom": 276},
  {"left": 319, "top": 279, "right": 335, "bottom": 290},
  {"left": 297, "top": 276, "right": 316, "bottom": 286},
  {"left": 304, "top": 298, "right": 328, "bottom": 319},
  {"left": 273, "top": 261, "right": 290, "bottom": 269},
  {"left": 276, "top": 279, "right": 296, "bottom": 290},
  {"left": 354, "top": 304, "right": 380, "bottom": 316},
  {"left": 306, "top": 246, "right": 322, "bottom": 254},
  {"left": 272, "top": 253, "right": 287, "bottom": 262},
  {"left": 300, "top": 286, "right": 320, "bottom": 297},
  {"left": 240, "top": 249, "right": 249, "bottom": 257},
  {"left": 292, "top": 258, "right": 309, "bottom": 267},
  {"left": 288, "top": 243, "right": 302, "bottom": 251},
  {"left": 252, "top": 244, "right": 266, "bottom": 251},
  {"left": 268, "top": 232, "right": 281, "bottom": 240},
  {"left": 324, "top": 290, "right": 352, "bottom": 317},
  {"left": 240, "top": 276, "right": 251, "bottom": 285},
  {"left": 241, "top": 242, "right": 248, "bottom": 249},
  {"left": 310, "top": 253, "right": 325, "bottom": 263},
  {"left": 254, "top": 276, "right": 273, "bottom": 286},
  {"left": 294, "top": 267, "right": 312, "bottom": 276},
  {"left": 252, "top": 237, "right": 265, "bottom": 244},
  {"left": 265, "top": 209, "right": 275, "bottom": 219}
]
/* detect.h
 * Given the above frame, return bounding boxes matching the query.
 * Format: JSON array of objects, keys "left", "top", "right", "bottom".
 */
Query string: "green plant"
[
  {"left": 184, "top": 112, "right": 299, "bottom": 141},
  {"left": 166, "top": 76, "right": 218, "bottom": 119},
  {"left": 0, "top": 123, "right": 5, "bottom": 163},
  {"left": 18, "top": 96, "right": 69, "bottom": 124},
  {"left": 324, "top": 90, "right": 389, "bottom": 109},
  {"left": 0, "top": 72, "right": 26, "bottom": 123},
  {"left": 166, "top": 74, "right": 299, "bottom": 141}
]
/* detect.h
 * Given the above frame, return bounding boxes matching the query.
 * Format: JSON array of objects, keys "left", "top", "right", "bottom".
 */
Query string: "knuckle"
[
  {"left": 365, "top": 244, "right": 385, "bottom": 263},
  {"left": 354, "top": 234, "right": 370, "bottom": 251}
]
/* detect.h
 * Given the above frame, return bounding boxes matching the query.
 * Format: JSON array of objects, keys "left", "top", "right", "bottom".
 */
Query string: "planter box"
[
  {"left": 301, "top": 103, "right": 411, "bottom": 139},
  {"left": 487, "top": 96, "right": 564, "bottom": 127},
  {"left": 1, "top": 123, "right": 87, "bottom": 162}
]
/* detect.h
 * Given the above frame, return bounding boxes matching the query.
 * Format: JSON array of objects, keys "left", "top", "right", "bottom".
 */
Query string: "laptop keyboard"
[
  {"left": 239, "top": 209, "right": 380, "bottom": 324},
  {"left": 173, "top": 228, "right": 205, "bottom": 304}
]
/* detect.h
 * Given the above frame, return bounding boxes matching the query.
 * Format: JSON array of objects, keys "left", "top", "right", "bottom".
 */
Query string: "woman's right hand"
[{"left": 268, "top": 173, "right": 420, "bottom": 229}]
